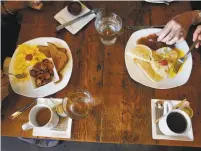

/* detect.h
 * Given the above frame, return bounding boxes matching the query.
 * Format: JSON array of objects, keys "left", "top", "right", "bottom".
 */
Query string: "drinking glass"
[
  {"left": 56, "top": 90, "right": 94, "bottom": 120},
  {"left": 95, "top": 12, "right": 122, "bottom": 45}
]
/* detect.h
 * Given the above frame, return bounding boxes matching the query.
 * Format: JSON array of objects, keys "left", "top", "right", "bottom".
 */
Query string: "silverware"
[
  {"left": 155, "top": 104, "right": 164, "bottom": 135},
  {"left": 127, "top": 25, "right": 165, "bottom": 30},
  {"left": 56, "top": 9, "right": 99, "bottom": 31},
  {"left": 173, "top": 39, "right": 200, "bottom": 73},
  {"left": 10, "top": 101, "right": 37, "bottom": 119},
  {"left": 3, "top": 72, "right": 27, "bottom": 79}
]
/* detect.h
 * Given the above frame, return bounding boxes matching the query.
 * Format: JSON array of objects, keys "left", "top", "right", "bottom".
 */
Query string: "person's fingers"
[
  {"left": 195, "top": 35, "right": 201, "bottom": 48},
  {"left": 193, "top": 25, "right": 201, "bottom": 42},
  {"left": 161, "top": 29, "right": 176, "bottom": 43},
  {"left": 166, "top": 36, "right": 179, "bottom": 45},
  {"left": 157, "top": 23, "right": 172, "bottom": 42},
  {"left": 29, "top": 1, "right": 43, "bottom": 10}
]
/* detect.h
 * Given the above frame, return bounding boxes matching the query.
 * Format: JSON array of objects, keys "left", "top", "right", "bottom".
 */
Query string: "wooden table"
[{"left": 2, "top": 1, "right": 201, "bottom": 147}]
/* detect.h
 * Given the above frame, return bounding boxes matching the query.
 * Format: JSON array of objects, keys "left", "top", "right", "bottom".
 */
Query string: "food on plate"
[
  {"left": 30, "top": 59, "right": 54, "bottom": 87},
  {"left": 127, "top": 45, "right": 152, "bottom": 62},
  {"left": 67, "top": 1, "right": 82, "bottom": 16},
  {"left": 38, "top": 45, "right": 51, "bottom": 58},
  {"left": 137, "top": 34, "right": 175, "bottom": 50},
  {"left": 134, "top": 58, "right": 163, "bottom": 82},
  {"left": 12, "top": 44, "right": 47, "bottom": 81},
  {"left": 47, "top": 42, "right": 68, "bottom": 72},
  {"left": 128, "top": 34, "right": 185, "bottom": 82},
  {"left": 38, "top": 43, "right": 68, "bottom": 73}
]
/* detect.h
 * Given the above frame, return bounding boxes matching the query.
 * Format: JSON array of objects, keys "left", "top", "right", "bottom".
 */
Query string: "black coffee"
[{"left": 167, "top": 112, "right": 187, "bottom": 133}]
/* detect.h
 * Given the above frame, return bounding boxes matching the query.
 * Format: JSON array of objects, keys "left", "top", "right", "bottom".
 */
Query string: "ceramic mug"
[
  {"left": 22, "top": 104, "right": 59, "bottom": 131},
  {"left": 158, "top": 101, "right": 192, "bottom": 136}
]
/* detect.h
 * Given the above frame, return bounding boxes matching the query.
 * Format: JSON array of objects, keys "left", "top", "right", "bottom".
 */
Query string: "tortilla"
[
  {"left": 47, "top": 42, "right": 68, "bottom": 72},
  {"left": 134, "top": 58, "right": 163, "bottom": 82}
]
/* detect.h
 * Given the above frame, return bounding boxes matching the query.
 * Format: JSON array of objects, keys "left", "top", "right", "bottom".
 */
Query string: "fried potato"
[
  {"left": 38, "top": 45, "right": 51, "bottom": 58},
  {"left": 47, "top": 42, "right": 68, "bottom": 72}
]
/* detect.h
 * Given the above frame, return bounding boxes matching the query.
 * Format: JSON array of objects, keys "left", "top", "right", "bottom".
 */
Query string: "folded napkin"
[{"left": 54, "top": 2, "right": 96, "bottom": 35}]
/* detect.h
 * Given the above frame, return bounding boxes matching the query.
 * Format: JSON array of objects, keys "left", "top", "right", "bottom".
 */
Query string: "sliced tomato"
[{"left": 159, "top": 60, "right": 168, "bottom": 66}]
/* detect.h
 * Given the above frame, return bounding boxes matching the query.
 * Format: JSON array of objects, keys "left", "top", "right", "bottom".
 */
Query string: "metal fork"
[
  {"left": 173, "top": 39, "right": 200, "bottom": 73},
  {"left": 3, "top": 72, "right": 27, "bottom": 79}
]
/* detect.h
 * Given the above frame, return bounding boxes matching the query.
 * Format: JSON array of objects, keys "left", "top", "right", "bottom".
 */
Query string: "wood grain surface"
[{"left": 2, "top": 1, "right": 201, "bottom": 147}]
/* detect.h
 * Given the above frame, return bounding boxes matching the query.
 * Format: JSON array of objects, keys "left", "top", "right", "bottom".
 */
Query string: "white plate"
[
  {"left": 125, "top": 28, "right": 192, "bottom": 89},
  {"left": 9, "top": 37, "right": 73, "bottom": 98}
]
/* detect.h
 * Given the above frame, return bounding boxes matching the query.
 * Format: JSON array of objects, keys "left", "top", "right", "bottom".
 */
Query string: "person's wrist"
[{"left": 191, "top": 10, "right": 201, "bottom": 25}]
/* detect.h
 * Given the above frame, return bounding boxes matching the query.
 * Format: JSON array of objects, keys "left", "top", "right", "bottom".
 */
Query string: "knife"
[
  {"left": 127, "top": 25, "right": 165, "bottom": 30},
  {"left": 56, "top": 9, "right": 98, "bottom": 31},
  {"left": 10, "top": 100, "right": 37, "bottom": 119}
]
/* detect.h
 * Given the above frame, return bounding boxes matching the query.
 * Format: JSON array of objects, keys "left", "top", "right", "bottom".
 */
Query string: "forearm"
[
  {"left": 191, "top": 10, "right": 201, "bottom": 25},
  {"left": 1, "top": 1, "right": 25, "bottom": 15}
]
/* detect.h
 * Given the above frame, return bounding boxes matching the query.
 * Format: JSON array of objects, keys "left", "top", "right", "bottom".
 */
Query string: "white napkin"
[
  {"left": 54, "top": 2, "right": 96, "bottom": 35},
  {"left": 32, "top": 98, "right": 72, "bottom": 139}
]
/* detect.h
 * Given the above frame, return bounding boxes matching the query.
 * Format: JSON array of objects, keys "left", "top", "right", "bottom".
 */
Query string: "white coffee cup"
[
  {"left": 158, "top": 101, "right": 192, "bottom": 136},
  {"left": 22, "top": 104, "right": 59, "bottom": 131}
]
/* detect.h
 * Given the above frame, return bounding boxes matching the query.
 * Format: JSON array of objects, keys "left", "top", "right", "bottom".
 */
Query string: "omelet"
[{"left": 13, "top": 44, "right": 47, "bottom": 81}]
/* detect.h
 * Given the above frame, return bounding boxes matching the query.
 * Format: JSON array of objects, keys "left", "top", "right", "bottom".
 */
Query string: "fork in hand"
[{"left": 173, "top": 39, "right": 200, "bottom": 73}]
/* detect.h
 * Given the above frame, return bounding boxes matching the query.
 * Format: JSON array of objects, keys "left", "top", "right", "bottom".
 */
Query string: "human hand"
[
  {"left": 157, "top": 11, "right": 193, "bottom": 45},
  {"left": 193, "top": 25, "right": 201, "bottom": 48},
  {"left": 26, "top": 1, "right": 43, "bottom": 10}
]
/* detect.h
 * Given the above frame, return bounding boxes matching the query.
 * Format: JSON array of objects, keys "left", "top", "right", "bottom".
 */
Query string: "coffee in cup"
[
  {"left": 22, "top": 104, "right": 59, "bottom": 131},
  {"left": 166, "top": 112, "right": 187, "bottom": 133},
  {"left": 36, "top": 107, "right": 51, "bottom": 127},
  {"left": 158, "top": 101, "right": 192, "bottom": 136}
]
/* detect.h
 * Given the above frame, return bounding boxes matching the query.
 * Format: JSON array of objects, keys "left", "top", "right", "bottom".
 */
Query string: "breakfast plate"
[
  {"left": 9, "top": 37, "right": 73, "bottom": 97},
  {"left": 125, "top": 28, "right": 192, "bottom": 89}
]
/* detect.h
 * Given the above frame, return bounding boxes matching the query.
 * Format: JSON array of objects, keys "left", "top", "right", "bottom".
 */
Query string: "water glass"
[
  {"left": 56, "top": 90, "right": 94, "bottom": 120},
  {"left": 95, "top": 12, "right": 122, "bottom": 45}
]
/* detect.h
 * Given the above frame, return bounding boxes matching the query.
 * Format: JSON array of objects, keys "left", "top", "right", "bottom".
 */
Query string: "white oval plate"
[
  {"left": 125, "top": 28, "right": 192, "bottom": 89},
  {"left": 9, "top": 37, "right": 73, "bottom": 97}
]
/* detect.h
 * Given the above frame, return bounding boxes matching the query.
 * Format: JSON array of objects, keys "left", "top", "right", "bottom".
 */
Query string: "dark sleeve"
[{"left": 1, "top": 13, "right": 21, "bottom": 68}]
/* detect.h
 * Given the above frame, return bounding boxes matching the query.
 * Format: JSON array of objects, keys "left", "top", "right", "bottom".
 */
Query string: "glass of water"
[
  {"left": 95, "top": 12, "right": 122, "bottom": 45},
  {"left": 56, "top": 90, "right": 94, "bottom": 120}
]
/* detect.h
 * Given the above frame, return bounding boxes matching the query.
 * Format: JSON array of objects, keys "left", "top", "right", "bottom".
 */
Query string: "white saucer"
[
  {"left": 32, "top": 98, "right": 72, "bottom": 139},
  {"left": 151, "top": 99, "right": 194, "bottom": 141}
]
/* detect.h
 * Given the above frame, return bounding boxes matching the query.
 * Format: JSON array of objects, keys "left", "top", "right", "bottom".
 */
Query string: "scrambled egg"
[{"left": 13, "top": 44, "right": 46, "bottom": 81}]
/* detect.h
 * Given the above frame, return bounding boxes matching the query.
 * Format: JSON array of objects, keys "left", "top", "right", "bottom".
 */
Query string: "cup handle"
[
  {"left": 22, "top": 122, "right": 33, "bottom": 131},
  {"left": 163, "top": 101, "right": 173, "bottom": 115}
]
